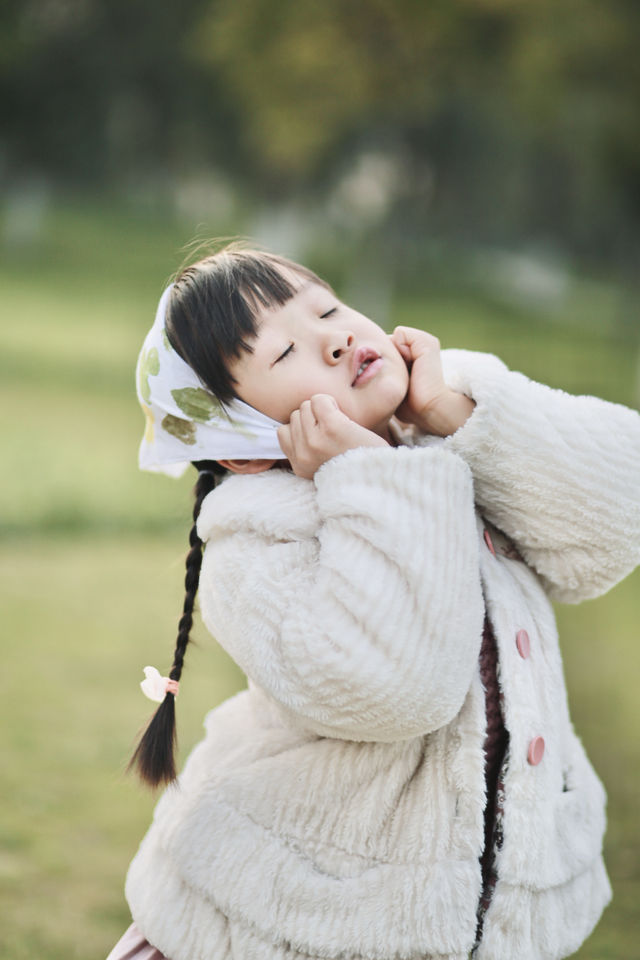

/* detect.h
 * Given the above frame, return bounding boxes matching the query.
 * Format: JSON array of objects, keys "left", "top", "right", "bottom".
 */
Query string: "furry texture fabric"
[{"left": 125, "top": 350, "right": 640, "bottom": 960}]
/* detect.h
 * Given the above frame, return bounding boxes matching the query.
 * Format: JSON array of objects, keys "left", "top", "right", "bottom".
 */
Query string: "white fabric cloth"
[
  {"left": 136, "top": 286, "right": 284, "bottom": 476},
  {"left": 124, "top": 350, "right": 640, "bottom": 960}
]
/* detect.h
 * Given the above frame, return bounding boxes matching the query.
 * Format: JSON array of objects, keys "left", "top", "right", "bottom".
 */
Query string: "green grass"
[
  {"left": 1, "top": 196, "right": 639, "bottom": 958},
  {"left": 0, "top": 537, "right": 245, "bottom": 960}
]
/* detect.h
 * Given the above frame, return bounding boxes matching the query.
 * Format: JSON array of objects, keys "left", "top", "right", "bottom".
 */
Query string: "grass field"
[{"left": 1, "top": 197, "right": 639, "bottom": 959}]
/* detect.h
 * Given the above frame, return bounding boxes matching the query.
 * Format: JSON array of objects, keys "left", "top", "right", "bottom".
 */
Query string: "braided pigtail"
[{"left": 128, "top": 466, "right": 219, "bottom": 787}]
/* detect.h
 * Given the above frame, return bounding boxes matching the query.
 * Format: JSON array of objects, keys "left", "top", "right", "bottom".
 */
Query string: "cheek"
[
  {"left": 348, "top": 376, "right": 407, "bottom": 427},
  {"left": 389, "top": 344, "right": 410, "bottom": 381},
  {"left": 381, "top": 376, "right": 409, "bottom": 411},
  {"left": 397, "top": 359, "right": 410, "bottom": 393},
  {"left": 273, "top": 375, "right": 321, "bottom": 422},
  {"left": 379, "top": 364, "right": 410, "bottom": 415},
  {"left": 384, "top": 355, "right": 410, "bottom": 399}
]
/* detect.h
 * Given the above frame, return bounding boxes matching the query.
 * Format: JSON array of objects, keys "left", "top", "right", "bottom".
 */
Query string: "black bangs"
[
  {"left": 234, "top": 256, "right": 300, "bottom": 314},
  {"left": 165, "top": 247, "right": 330, "bottom": 404}
]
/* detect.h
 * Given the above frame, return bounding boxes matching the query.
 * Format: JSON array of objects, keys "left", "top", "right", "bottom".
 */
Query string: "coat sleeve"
[
  {"left": 439, "top": 349, "right": 640, "bottom": 603},
  {"left": 196, "top": 445, "right": 485, "bottom": 742}
]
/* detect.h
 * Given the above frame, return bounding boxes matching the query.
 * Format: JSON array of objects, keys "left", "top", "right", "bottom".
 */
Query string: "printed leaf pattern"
[
  {"left": 161, "top": 414, "right": 197, "bottom": 445},
  {"left": 171, "top": 387, "right": 224, "bottom": 423},
  {"left": 138, "top": 347, "right": 160, "bottom": 403}
]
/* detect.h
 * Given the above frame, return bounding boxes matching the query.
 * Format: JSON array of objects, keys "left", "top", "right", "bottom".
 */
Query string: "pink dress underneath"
[{"left": 106, "top": 923, "right": 169, "bottom": 960}]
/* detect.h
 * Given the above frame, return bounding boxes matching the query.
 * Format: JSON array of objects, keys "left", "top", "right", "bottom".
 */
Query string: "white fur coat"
[{"left": 125, "top": 350, "right": 640, "bottom": 960}]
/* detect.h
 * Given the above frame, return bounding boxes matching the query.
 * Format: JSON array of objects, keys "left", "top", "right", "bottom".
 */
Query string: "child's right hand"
[{"left": 278, "top": 394, "right": 388, "bottom": 479}]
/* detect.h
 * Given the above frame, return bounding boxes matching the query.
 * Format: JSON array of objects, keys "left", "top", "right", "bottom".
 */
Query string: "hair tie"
[{"left": 140, "top": 666, "right": 179, "bottom": 702}]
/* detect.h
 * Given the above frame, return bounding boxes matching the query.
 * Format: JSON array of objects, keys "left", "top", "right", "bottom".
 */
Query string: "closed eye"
[
  {"left": 273, "top": 342, "right": 295, "bottom": 365},
  {"left": 320, "top": 307, "right": 337, "bottom": 319}
]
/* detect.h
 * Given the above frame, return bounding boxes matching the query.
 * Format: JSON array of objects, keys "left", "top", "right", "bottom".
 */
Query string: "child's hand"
[
  {"left": 390, "top": 326, "right": 475, "bottom": 436},
  {"left": 278, "top": 395, "right": 388, "bottom": 480}
]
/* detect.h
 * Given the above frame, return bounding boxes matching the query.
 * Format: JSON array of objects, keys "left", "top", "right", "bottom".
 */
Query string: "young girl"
[{"left": 108, "top": 245, "right": 640, "bottom": 960}]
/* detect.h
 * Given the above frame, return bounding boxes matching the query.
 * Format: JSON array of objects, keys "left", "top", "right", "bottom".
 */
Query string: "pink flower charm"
[{"left": 140, "top": 666, "right": 179, "bottom": 702}]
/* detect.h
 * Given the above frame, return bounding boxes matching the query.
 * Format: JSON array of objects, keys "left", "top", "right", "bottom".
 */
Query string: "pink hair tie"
[{"left": 140, "top": 666, "right": 179, "bottom": 703}]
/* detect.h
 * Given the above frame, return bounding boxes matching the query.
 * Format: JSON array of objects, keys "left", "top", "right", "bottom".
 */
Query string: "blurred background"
[{"left": 1, "top": 1, "right": 639, "bottom": 957}]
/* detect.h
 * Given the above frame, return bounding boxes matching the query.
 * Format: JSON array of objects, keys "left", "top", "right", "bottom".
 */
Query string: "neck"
[{"left": 374, "top": 418, "right": 397, "bottom": 447}]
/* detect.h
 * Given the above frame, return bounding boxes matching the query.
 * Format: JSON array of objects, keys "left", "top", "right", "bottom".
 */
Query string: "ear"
[{"left": 217, "top": 458, "right": 277, "bottom": 475}]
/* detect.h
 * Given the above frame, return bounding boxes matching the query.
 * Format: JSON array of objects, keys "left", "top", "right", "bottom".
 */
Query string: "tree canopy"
[{"left": 2, "top": 0, "right": 639, "bottom": 261}]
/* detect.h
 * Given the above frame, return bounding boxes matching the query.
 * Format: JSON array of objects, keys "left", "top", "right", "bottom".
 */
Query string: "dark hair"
[
  {"left": 128, "top": 462, "right": 224, "bottom": 786},
  {"left": 165, "top": 243, "right": 331, "bottom": 403},
  {"left": 129, "top": 244, "right": 328, "bottom": 787}
]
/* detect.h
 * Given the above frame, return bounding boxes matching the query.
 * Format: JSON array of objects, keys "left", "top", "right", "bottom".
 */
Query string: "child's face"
[{"left": 229, "top": 279, "right": 410, "bottom": 436}]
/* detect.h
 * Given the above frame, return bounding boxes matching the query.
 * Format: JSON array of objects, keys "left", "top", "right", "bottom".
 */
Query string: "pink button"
[
  {"left": 528, "top": 736, "right": 545, "bottom": 766},
  {"left": 516, "top": 629, "right": 531, "bottom": 659},
  {"left": 483, "top": 529, "right": 496, "bottom": 556}
]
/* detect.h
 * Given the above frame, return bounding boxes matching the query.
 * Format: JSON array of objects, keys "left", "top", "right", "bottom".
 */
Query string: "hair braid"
[{"left": 128, "top": 467, "right": 219, "bottom": 787}]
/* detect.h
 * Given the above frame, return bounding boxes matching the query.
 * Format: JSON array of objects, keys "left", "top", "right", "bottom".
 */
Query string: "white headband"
[{"left": 136, "top": 285, "right": 285, "bottom": 476}]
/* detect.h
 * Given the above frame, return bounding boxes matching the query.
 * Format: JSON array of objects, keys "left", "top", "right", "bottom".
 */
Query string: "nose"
[{"left": 324, "top": 330, "right": 354, "bottom": 364}]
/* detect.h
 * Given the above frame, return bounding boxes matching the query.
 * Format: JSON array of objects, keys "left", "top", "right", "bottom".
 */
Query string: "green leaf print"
[
  {"left": 162, "top": 329, "right": 171, "bottom": 351},
  {"left": 171, "top": 387, "right": 224, "bottom": 423},
  {"left": 138, "top": 347, "right": 160, "bottom": 404},
  {"left": 161, "top": 414, "right": 197, "bottom": 445}
]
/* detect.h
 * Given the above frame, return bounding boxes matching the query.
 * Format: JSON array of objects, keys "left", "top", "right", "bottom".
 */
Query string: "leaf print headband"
[{"left": 136, "top": 285, "right": 285, "bottom": 476}]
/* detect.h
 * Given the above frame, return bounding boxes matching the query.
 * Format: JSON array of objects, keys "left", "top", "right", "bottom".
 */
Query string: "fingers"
[
  {"left": 277, "top": 422, "right": 292, "bottom": 459},
  {"left": 309, "top": 393, "right": 341, "bottom": 425},
  {"left": 288, "top": 396, "right": 337, "bottom": 437},
  {"left": 390, "top": 326, "right": 440, "bottom": 363},
  {"left": 277, "top": 395, "right": 375, "bottom": 480},
  {"left": 391, "top": 326, "right": 440, "bottom": 351},
  {"left": 295, "top": 395, "right": 343, "bottom": 444},
  {"left": 300, "top": 397, "right": 319, "bottom": 434},
  {"left": 277, "top": 396, "right": 341, "bottom": 468}
]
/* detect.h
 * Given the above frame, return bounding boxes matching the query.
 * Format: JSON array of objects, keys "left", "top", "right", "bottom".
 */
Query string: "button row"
[
  {"left": 484, "top": 528, "right": 544, "bottom": 767},
  {"left": 516, "top": 629, "right": 530, "bottom": 659},
  {"left": 483, "top": 528, "right": 496, "bottom": 556},
  {"left": 528, "top": 736, "right": 545, "bottom": 766}
]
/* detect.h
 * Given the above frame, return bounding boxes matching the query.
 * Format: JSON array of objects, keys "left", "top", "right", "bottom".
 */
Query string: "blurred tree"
[
  {"left": 1, "top": 0, "right": 638, "bottom": 264},
  {"left": 0, "top": 0, "right": 241, "bottom": 185},
  {"left": 191, "top": 0, "right": 640, "bottom": 260}
]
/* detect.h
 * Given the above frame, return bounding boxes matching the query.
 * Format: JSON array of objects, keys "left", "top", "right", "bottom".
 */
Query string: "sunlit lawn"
[{"left": 1, "top": 198, "right": 638, "bottom": 958}]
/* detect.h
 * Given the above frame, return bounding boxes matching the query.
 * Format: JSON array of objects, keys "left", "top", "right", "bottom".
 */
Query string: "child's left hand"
[{"left": 389, "top": 327, "right": 475, "bottom": 437}]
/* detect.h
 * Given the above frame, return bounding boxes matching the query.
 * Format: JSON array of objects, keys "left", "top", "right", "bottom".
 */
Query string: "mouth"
[{"left": 352, "top": 347, "right": 382, "bottom": 386}]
